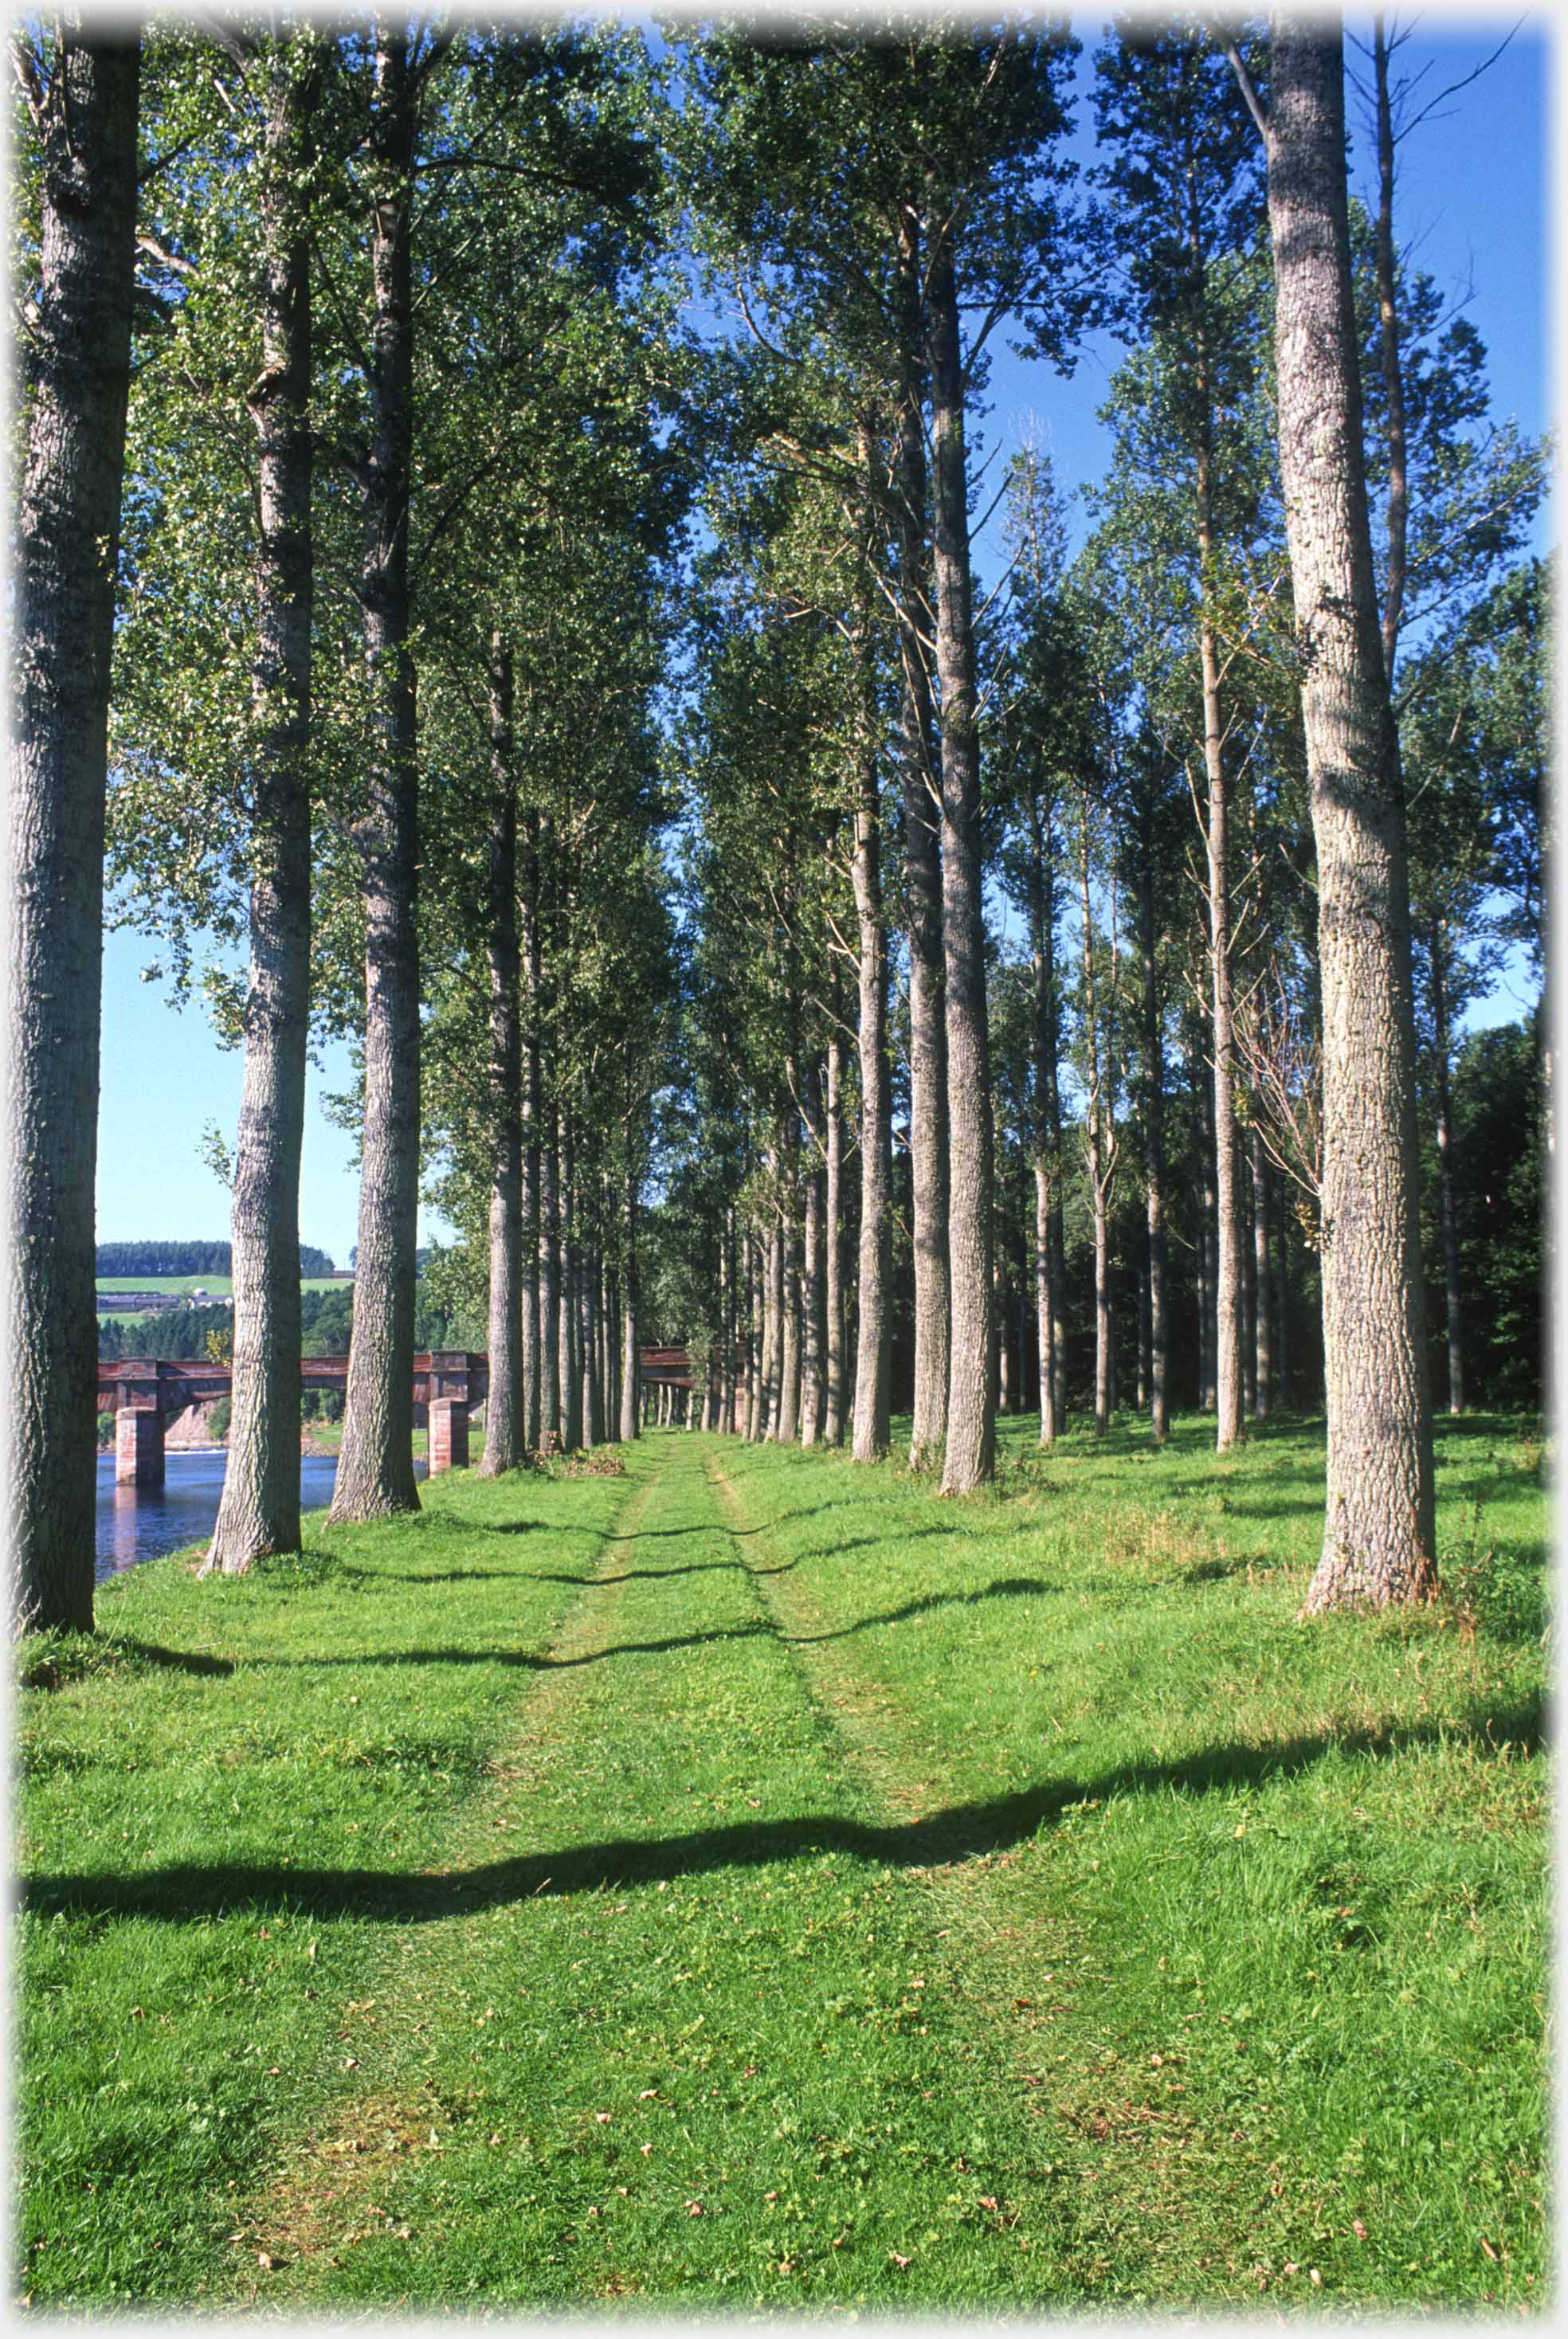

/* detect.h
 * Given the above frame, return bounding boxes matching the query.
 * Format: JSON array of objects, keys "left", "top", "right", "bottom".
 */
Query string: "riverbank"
[{"left": 18, "top": 1412, "right": 1546, "bottom": 2310}]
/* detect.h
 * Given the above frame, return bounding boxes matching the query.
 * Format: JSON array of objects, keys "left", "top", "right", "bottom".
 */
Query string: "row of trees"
[
  {"left": 642, "top": 16, "right": 1543, "bottom": 1612},
  {"left": 11, "top": 14, "right": 692, "bottom": 1628},
  {"left": 8, "top": 11, "right": 1544, "bottom": 1640},
  {"left": 94, "top": 1240, "right": 336, "bottom": 1279}
]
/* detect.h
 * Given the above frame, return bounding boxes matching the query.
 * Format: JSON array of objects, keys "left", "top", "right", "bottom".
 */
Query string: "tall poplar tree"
[
  {"left": 1233, "top": 16, "right": 1437, "bottom": 1608},
  {"left": 9, "top": 19, "right": 140, "bottom": 1633}
]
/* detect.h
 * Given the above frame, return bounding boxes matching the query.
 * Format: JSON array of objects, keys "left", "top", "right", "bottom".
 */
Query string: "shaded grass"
[{"left": 15, "top": 1412, "right": 1547, "bottom": 2310}]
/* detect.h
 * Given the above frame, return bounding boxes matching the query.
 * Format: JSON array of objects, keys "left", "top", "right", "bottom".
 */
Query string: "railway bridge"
[{"left": 100, "top": 1346, "right": 691, "bottom": 1483}]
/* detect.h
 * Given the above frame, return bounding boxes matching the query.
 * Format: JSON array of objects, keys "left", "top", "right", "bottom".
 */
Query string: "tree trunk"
[
  {"left": 927, "top": 222, "right": 994, "bottom": 1494},
  {"left": 1264, "top": 18, "right": 1437, "bottom": 1609},
  {"left": 1194, "top": 378, "right": 1245, "bottom": 1452},
  {"left": 1252, "top": 1129, "right": 1273, "bottom": 1422},
  {"left": 777, "top": 1104, "right": 801, "bottom": 1444},
  {"left": 1137, "top": 817, "right": 1169, "bottom": 1443},
  {"left": 206, "top": 32, "right": 319, "bottom": 1573},
  {"left": 800, "top": 1059, "right": 825, "bottom": 1446},
  {"left": 8, "top": 23, "right": 139, "bottom": 1632},
  {"left": 331, "top": 28, "right": 421, "bottom": 1525},
  {"left": 582, "top": 1236, "right": 602, "bottom": 1447},
  {"left": 1198, "top": 1032, "right": 1217, "bottom": 1411},
  {"left": 539, "top": 1125, "right": 559, "bottom": 1453},
  {"left": 602, "top": 1244, "right": 619, "bottom": 1443},
  {"left": 559, "top": 1122, "right": 579, "bottom": 1452},
  {"left": 1033, "top": 1165, "right": 1056, "bottom": 1446},
  {"left": 520, "top": 813, "right": 542, "bottom": 1453},
  {"left": 606, "top": 1260, "right": 621, "bottom": 1442},
  {"left": 1079, "top": 797, "right": 1115, "bottom": 1438},
  {"left": 475, "top": 635, "right": 523, "bottom": 1476},
  {"left": 763, "top": 1209, "right": 784, "bottom": 1440},
  {"left": 895, "top": 209, "right": 951, "bottom": 1467},
  {"left": 1241, "top": 1138, "right": 1258, "bottom": 1416},
  {"left": 619, "top": 1167, "right": 640, "bottom": 1442},
  {"left": 850, "top": 693, "right": 892, "bottom": 1463},
  {"left": 823, "top": 1024, "right": 846, "bottom": 1444},
  {"left": 1272, "top": 1177, "right": 1291, "bottom": 1409},
  {"left": 743, "top": 1225, "right": 761, "bottom": 1441},
  {"left": 1430, "top": 927, "right": 1465, "bottom": 1413}
]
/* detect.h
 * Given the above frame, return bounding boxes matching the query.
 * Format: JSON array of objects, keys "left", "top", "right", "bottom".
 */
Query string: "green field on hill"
[
  {"left": 17, "top": 1412, "right": 1545, "bottom": 2312},
  {"left": 96, "top": 1276, "right": 348, "bottom": 1333}
]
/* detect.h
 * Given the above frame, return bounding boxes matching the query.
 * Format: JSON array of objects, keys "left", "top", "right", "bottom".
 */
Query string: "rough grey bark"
[
  {"left": 539, "top": 1122, "right": 559, "bottom": 1453},
  {"left": 619, "top": 1168, "right": 640, "bottom": 1443},
  {"left": 895, "top": 207, "right": 951, "bottom": 1467},
  {"left": 722, "top": 1205, "right": 737, "bottom": 1432},
  {"left": 1272, "top": 1174, "right": 1291, "bottom": 1408},
  {"left": 1023, "top": 793, "right": 1063, "bottom": 1445},
  {"left": 1261, "top": 17, "right": 1437, "bottom": 1608},
  {"left": 582, "top": 1233, "right": 603, "bottom": 1448},
  {"left": 850, "top": 681, "right": 892, "bottom": 1463},
  {"left": 777, "top": 1097, "right": 802, "bottom": 1443},
  {"left": 800, "top": 1058, "right": 825, "bottom": 1446},
  {"left": 927, "top": 225, "right": 994, "bottom": 1494},
  {"left": 331, "top": 26, "right": 421, "bottom": 1524},
  {"left": 476, "top": 634, "right": 523, "bottom": 1476},
  {"left": 206, "top": 32, "right": 320, "bottom": 1573},
  {"left": 1187, "top": 275, "right": 1245, "bottom": 1450},
  {"left": 1078, "top": 793, "right": 1118, "bottom": 1437},
  {"left": 8, "top": 23, "right": 139, "bottom": 1633},
  {"left": 602, "top": 1242, "right": 620, "bottom": 1443},
  {"left": 742, "top": 1225, "right": 760, "bottom": 1441},
  {"left": 520, "top": 812, "right": 542, "bottom": 1452},
  {"left": 1429, "top": 927, "right": 1465, "bottom": 1413},
  {"left": 1252, "top": 1127, "right": 1273, "bottom": 1420},
  {"left": 762, "top": 1205, "right": 784, "bottom": 1440},
  {"left": 559, "top": 1122, "right": 580, "bottom": 1452},
  {"left": 1197, "top": 1028, "right": 1217, "bottom": 1410},
  {"left": 1136, "top": 814, "right": 1170, "bottom": 1444},
  {"left": 823, "top": 1028, "right": 846, "bottom": 1445}
]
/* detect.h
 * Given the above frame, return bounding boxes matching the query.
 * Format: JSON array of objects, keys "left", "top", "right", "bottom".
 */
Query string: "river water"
[{"left": 95, "top": 1450, "right": 425, "bottom": 1581}]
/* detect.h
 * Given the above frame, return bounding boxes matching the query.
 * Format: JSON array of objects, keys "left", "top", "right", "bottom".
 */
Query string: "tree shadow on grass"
[
  {"left": 25, "top": 1699, "right": 1539, "bottom": 1927},
  {"left": 234, "top": 1573, "right": 1053, "bottom": 1675},
  {"left": 105, "top": 1638, "right": 237, "bottom": 1679},
  {"left": 335, "top": 1564, "right": 553, "bottom": 1588}
]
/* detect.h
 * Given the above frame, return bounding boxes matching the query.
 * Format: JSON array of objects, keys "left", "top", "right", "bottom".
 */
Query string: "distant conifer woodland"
[{"left": 8, "top": 10, "right": 1548, "bottom": 2315}]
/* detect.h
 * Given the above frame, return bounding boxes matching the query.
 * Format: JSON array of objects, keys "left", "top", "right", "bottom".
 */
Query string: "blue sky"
[{"left": 96, "top": 10, "right": 1552, "bottom": 1268}]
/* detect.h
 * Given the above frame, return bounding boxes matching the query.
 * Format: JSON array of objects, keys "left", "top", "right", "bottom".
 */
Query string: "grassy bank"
[{"left": 16, "top": 1412, "right": 1546, "bottom": 2310}]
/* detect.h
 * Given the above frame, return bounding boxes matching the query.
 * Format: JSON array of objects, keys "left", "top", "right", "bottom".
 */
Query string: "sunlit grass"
[{"left": 16, "top": 1411, "right": 1546, "bottom": 2310}]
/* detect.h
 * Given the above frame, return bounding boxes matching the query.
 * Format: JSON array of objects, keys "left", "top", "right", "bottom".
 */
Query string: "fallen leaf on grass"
[
  {"left": 686, "top": 2201, "right": 704, "bottom": 2217},
  {"left": 892, "top": 2252, "right": 911, "bottom": 2268},
  {"left": 1481, "top": 2238, "right": 1499, "bottom": 2263}
]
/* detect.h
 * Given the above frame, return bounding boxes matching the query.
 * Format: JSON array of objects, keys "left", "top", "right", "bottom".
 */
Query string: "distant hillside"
[{"left": 95, "top": 1240, "right": 335, "bottom": 1278}]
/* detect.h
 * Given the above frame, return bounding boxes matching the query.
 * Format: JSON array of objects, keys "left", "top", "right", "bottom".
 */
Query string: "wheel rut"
[{"left": 233, "top": 1436, "right": 1086, "bottom": 2308}]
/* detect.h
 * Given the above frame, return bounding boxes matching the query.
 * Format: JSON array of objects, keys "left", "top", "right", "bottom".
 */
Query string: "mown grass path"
[{"left": 18, "top": 1416, "right": 1546, "bottom": 2311}]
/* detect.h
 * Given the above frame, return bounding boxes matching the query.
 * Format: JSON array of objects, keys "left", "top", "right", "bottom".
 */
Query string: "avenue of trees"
[{"left": 8, "top": 11, "right": 1546, "bottom": 1638}]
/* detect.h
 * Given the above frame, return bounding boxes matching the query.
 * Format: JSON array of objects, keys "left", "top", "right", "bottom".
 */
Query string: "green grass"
[{"left": 16, "top": 1412, "right": 1546, "bottom": 2311}]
